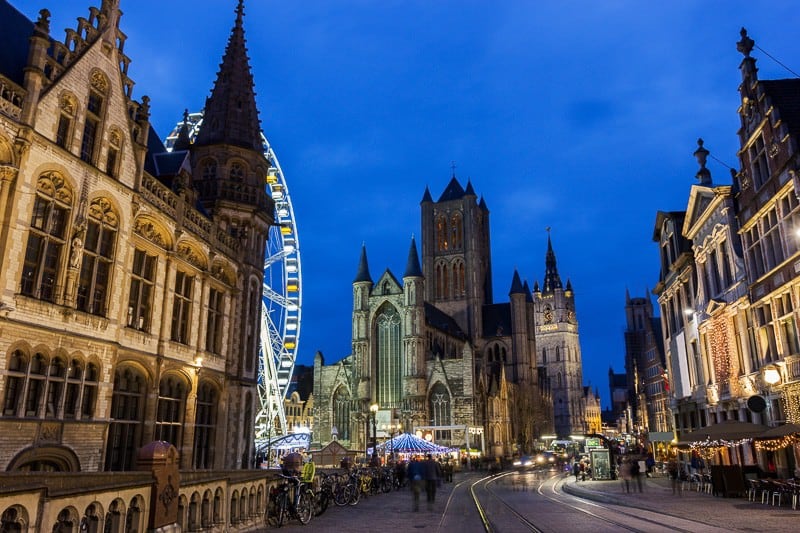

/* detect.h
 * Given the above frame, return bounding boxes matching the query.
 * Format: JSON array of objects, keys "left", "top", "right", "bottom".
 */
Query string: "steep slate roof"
[
  {"left": 761, "top": 79, "right": 800, "bottom": 137},
  {"left": 0, "top": 1, "right": 34, "bottom": 85},
  {"left": 144, "top": 125, "right": 169, "bottom": 177},
  {"left": 437, "top": 176, "right": 465, "bottom": 202},
  {"left": 424, "top": 302, "right": 467, "bottom": 340},
  {"left": 482, "top": 303, "right": 511, "bottom": 337},
  {"left": 353, "top": 244, "right": 372, "bottom": 283},
  {"left": 194, "top": 0, "right": 262, "bottom": 151},
  {"left": 509, "top": 270, "right": 525, "bottom": 295},
  {"left": 421, "top": 186, "right": 433, "bottom": 203},
  {"left": 404, "top": 236, "right": 422, "bottom": 277}
]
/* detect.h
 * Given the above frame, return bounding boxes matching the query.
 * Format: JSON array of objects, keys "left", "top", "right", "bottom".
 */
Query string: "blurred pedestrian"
[
  {"left": 407, "top": 457, "right": 424, "bottom": 511},
  {"left": 423, "top": 453, "right": 442, "bottom": 510},
  {"left": 667, "top": 459, "right": 681, "bottom": 496}
]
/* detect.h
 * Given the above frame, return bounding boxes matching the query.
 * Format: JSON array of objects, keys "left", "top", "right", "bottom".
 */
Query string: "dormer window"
[
  {"left": 56, "top": 94, "right": 76, "bottom": 149},
  {"left": 80, "top": 71, "right": 109, "bottom": 164},
  {"left": 106, "top": 129, "right": 122, "bottom": 178}
]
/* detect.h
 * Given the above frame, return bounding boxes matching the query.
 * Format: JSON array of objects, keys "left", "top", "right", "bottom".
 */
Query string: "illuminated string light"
[
  {"left": 708, "top": 315, "right": 731, "bottom": 388},
  {"left": 754, "top": 434, "right": 800, "bottom": 452}
]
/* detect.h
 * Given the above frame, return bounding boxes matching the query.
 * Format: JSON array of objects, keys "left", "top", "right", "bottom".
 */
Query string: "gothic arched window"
[
  {"left": 450, "top": 213, "right": 463, "bottom": 250},
  {"left": 333, "top": 386, "right": 350, "bottom": 441},
  {"left": 77, "top": 197, "right": 118, "bottom": 315},
  {"left": 376, "top": 306, "right": 402, "bottom": 406},
  {"left": 429, "top": 382, "right": 451, "bottom": 441},
  {"left": 21, "top": 172, "right": 73, "bottom": 302},
  {"left": 436, "top": 216, "right": 448, "bottom": 251}
]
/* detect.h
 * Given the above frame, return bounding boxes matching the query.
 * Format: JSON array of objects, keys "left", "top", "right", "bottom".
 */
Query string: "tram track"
[{"left": 459, "top": 469, "right": 719, "bottom": 533}]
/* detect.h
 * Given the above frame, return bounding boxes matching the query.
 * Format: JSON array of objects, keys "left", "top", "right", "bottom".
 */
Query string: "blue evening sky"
[{"left": 16, "top": 1, "right": 800, "bottom": 409}]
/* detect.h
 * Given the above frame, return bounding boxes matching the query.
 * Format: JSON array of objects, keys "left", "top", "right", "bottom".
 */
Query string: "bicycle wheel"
[
  {"left": 348, "top": 483, "right": 360, "bottom": 506},
  {"left": 296, "top": 489, "right": 314, "bottom": 524},
  {"left": 276, "top": 492, "right": 289, "bottom": 528},
  {"left": 314, "top": 489, "right": 330, "bottom": 516}
]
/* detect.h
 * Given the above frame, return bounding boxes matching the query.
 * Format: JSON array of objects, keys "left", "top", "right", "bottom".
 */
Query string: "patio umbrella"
[
  {"left": 677, "top": 420, "right": 769, "bottom": 445},
  {"left": 754, "top": 423, "right": 800, "bottom": 439}
]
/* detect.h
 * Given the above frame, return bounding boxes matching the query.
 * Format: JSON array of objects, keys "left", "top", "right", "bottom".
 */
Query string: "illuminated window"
[{"left": 436, "top": 216, "right": 448, "bottom": 251}]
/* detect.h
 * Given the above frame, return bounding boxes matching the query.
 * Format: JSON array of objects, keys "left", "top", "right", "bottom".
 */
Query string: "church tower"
[
  {"left": 534, "top": 234, "right": 585, "bottom": 438},
  {"left": 189, "top": 0, "right": 273, "bottom": 466},
  {"left": 420, "top": 175, "right": 492, "bottom": 339}
]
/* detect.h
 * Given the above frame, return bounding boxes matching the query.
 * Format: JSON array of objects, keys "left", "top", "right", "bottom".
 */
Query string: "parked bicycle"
[{"left": 265, "top": 474, "right": 314, "bottom": 527}]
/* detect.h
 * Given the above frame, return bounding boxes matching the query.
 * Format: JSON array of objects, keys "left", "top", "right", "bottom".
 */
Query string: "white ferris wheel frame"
[{"left": 164, "top": 112, "right": 302, "bottom": 449}]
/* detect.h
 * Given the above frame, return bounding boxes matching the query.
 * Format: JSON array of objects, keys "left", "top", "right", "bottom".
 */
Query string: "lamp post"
[
  {"left": 763, "top": 365, "right": 782, "bottom": 427},
  {"left": 369, "top": 403, "right": 379, "bottom": 464}
]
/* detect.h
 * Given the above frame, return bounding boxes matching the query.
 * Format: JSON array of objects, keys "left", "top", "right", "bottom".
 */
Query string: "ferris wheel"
[{"left": 165, "top": 112, "right": 302, "bottom": 447}]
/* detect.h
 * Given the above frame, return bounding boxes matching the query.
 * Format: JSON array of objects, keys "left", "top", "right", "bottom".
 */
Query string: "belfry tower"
[{"left": 534, "top": 233, "right": 585, "bottom": 438}]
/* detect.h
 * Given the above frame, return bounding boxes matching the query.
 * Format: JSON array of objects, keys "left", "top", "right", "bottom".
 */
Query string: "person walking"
[
  {"left": 667, "top": 459, "right": 681, "bottom": 496},
  {"left": 407, "top": 457, "right": 424, "bottom": 512},
  {"left": 423, "top": 453, "right": 442, "bottom": 510},
  {"left": 572, "top": 462, "right": 580, "bottom": 482}
]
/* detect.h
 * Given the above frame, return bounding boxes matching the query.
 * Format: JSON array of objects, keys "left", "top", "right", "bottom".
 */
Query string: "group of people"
[{"left": 406, "top": 454, "right": 443, "bottom": 511}]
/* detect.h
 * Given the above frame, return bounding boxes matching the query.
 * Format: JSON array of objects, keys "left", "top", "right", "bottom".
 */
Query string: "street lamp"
[
  {"left": 369, "top": 403, "right": 379, "bottom": 464},
  {"left": 763, "top": 365, "right": 782, "bottom": 427}
]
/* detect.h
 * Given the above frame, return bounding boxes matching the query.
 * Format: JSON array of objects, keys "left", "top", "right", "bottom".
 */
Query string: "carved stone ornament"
[
  {"left": 769, "top": 142, "right": 780, "bottom": 158},
  {"left": 88, "top": 197, "right": 118, "bottom": 227},
  {"left": 133, "top": 218, "right": 167, "bottom": 248},
  {"left": 90, "top": 69, "right": 109, "bottom": 92},
  {"left": 177, "top": 242, "right": 206, "bottom": 269},
  {"left": 739, "top": 169, "right": 751, "bottom": 190},
  {"left": 37, "top": 171, "right": 73, "bottom": 204}
]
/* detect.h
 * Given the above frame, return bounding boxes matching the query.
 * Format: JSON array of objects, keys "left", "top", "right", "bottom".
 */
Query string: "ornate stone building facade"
[
  {"left": 654, "top": 29, "right": 800, "bottom": 476},
  {"left": 314, "top": 177, "right": 560, "bottom": 458},
  {"left": 0, "top": 0, "right": 270, "bottom": 475}
]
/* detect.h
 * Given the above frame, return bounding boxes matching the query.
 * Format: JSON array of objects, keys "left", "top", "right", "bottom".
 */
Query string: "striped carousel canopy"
[{"left": 373, "top": 432, "right": 454, "bottom": 454}]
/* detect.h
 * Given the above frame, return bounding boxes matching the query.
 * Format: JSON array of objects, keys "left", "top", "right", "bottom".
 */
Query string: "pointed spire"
[
  {"left": 465, "top": 179, "right": 476, "bottom": 196},
  {"left": 195, "top": 0, "right": 262, "bottom": 151},
  {"left": 566, "top": 279, "right": 573, "bottom": 292},
  {"left": 421, "top": 186, "right": 433, "bottom": 203},
  {"left": 522, "top": 280, "right": 533, "bottom": 302},
  {"left": 543, "top": 230, "right": 563, "bottom": 294},
  {"left": 173, "top": 109, "right": 192, "bottom": 151},
  {"left": 404, "top": 236, "right": 422, "bottom": 278},
  {"left": 479, "top": 196, "right": 488, "bottom": 211},
  {"left": 509, "top": 269, "right": 525, "bottom": 295},
  {"left": 694, "top": 138, "right": 711, "bottom": 185},
  {"left": 533, "top": 280, "right": 540, "bottom": 293},
  {"left": 625, "top": 287, "right": 631, "bottom": 304},
  {"left": 354, "top": 243, "right": 373, "bottom": 283}
]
